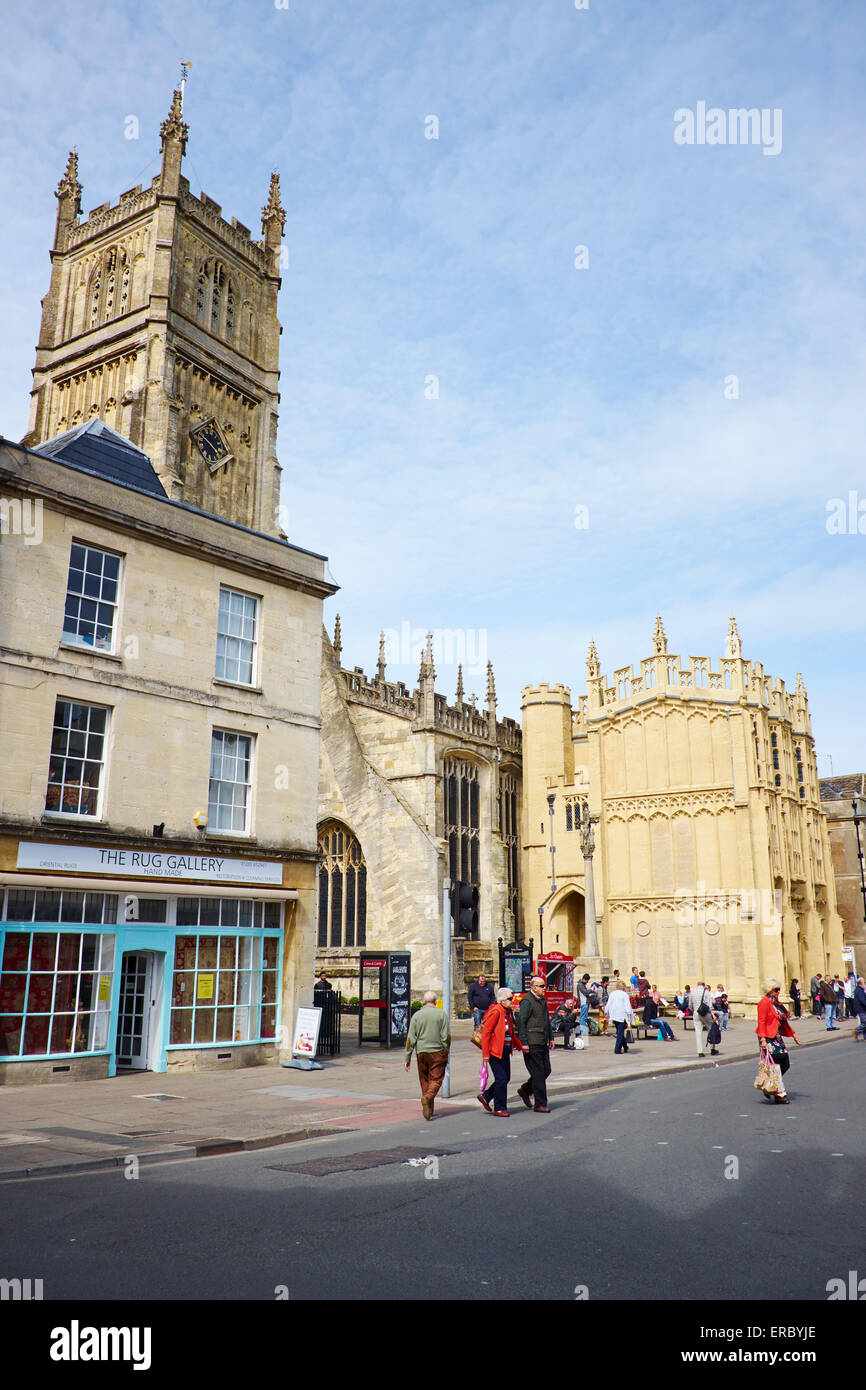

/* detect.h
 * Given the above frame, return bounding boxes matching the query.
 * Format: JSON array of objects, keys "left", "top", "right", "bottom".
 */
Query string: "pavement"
[{"left": 0, "top": 1011, "right": 855, "bottom": 1180}]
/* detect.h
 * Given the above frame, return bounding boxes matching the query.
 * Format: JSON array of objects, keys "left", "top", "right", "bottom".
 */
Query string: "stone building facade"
[
  {"left": 317, "top": 620, "right": 522, "bottom": 1008},
  {"left": 521, "top": 618, "right": 844, "bottom": 1010},
  {"left": 820, "top": 774, "right": 866, "bottom": 975},
  {"left": 23, "top": 89, "right": 286, "bottom": 536},
  {"left": 0, "top": 89, "right": 336, "bottom": 1084}
]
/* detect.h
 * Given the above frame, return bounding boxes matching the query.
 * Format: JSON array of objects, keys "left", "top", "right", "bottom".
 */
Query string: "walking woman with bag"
[
  {"left": 477, "top": 987, "right": 524, "bottom": 1117},
  {"left": 755, "top": 978, "right": 801, "bottom": 1104}
]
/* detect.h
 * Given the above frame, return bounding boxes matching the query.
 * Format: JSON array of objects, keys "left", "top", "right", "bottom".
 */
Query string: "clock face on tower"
[{"left": 190, "top": 418, "right": 233, "bottom": 474}]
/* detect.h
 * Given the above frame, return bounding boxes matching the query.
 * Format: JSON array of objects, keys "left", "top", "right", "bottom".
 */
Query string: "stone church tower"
[{"left": 24, "top": 88, "right": 286, "bottom": 534}]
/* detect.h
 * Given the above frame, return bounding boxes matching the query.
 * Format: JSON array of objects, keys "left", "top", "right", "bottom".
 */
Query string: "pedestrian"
[
  {"left": 756, "top": 978, "right": 801, "bottom": 1104},
  {"left": 478, "top": 987, "right": 524, "bottom": 1116},
  {"left": 833, "top": 975, "right": 845, "bottom": 1021},
  {"left": 644, "top": 986, "right": 675, "bottom": 1041},
  {"left": 844, "top": 970, "right": 857, "bottom": 1019},
  {"left": 404, "top": 989, "right": 451, "bottom": 1120},
  {"left": 629, "top": 966, "right": 640, "bottom": 991},
  {"left": 789, "top": 978, "right": 801, "bottom": 1020},
  {"left": 818, "top": 975, "right": 839, "bottom": 1031},
  {"left": 468, "top": 972, "right": 495, "bottom": 1029},
  {"left": 675, "top": 986, "right": 692, "bottom": 1019},
  {"left": 576, "top": 973, "right": 593, "bottom": 1040},
  {"left": 809, "top": 971, "right": 822, "bottom": 1017},
  {"left": 315, "top": 969, "right": 333, "bottom": 990},
  {"left": 689, "top": 981, "right": 720, "bottom": 1057},
  {"left": 551, "top": 997, "right": 579, "bottom": 1048},
  {"left": 853, "top": 977, "right": 866, "bottom": 1040},
  {"left": 636, "top": 970, "right": 651, "bottom": 998},
  {"left": 605, "top": 979, "right": 635, "bottom": 1053},
  {"left": 515, "top": 975, "right": 555, "bottom": 1112},
  {"left": 713, "top": 986, "right": 729, "bottom": 1031},
  {"left": 598, "top": 977, "right": 610, "bottom": 1034},
  {"left": 611, "top": 969, "right": 625, "bottom": 991}
]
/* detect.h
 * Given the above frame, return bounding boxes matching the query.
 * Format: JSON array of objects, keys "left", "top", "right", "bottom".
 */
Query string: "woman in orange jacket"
[
  {"left": 478, "top": 987, "right": 524, "bottom": 1117},
  {"left": 756, "top": 978, "right": 801, "bottom": 1104}
]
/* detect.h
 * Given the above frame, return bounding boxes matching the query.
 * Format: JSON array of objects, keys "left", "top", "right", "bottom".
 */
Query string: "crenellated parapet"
[{"left": 332, "top": 619, "right": 521, "bottom": 754}]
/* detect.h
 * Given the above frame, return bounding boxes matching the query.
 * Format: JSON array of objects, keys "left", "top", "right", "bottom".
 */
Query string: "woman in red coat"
[
  {"left": 756, "top": 978, "right": 801, "bottom": 1104},
  {"left": 478, "top": 988, "right": 524, "bottom": 1117}
]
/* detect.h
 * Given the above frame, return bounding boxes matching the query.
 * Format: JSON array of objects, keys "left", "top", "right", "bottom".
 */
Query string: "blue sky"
[{"left": 1, "top": 0, "right": 864, "bottom": 770}]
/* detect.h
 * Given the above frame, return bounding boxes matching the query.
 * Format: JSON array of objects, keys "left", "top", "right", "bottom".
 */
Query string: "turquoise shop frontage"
[{"left": 0, "top": 841, "right": 297, "bottom": 1084}]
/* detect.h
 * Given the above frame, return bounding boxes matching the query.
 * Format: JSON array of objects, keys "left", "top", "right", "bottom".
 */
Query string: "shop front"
[{"left": 0, "top": 842, "right": 296, "bottom": 1083}]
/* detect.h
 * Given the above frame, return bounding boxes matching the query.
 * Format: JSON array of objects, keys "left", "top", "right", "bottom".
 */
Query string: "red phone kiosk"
[{"left": 535, "top": 952, "right": 576, "bottom": 1014}]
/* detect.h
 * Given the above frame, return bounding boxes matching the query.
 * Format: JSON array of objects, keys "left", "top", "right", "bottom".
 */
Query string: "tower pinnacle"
[{"left": 159, "top": 87, "right": 189, "bottom": 155}]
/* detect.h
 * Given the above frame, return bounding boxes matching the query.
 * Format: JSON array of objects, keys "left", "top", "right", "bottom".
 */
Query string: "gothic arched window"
[
  {"left": 498, "top": 768, "right": 520, "bottom": 923},
  {"left": 317, "top": 821, "right": 367, "bottom": 948},
  {"left": 196, "top": 260, "right": 234, "bottom": 342},
  {"left": 444, "top": 757, "right": 480, "bottom": 887}
]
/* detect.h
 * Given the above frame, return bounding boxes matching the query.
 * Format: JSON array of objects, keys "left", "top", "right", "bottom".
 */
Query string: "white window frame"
[
  {"left": 44, "top": 698, "right": 111, "bottom": 821},
  {"left": 61, "top": 541, "right": 123, "bottom": 655},
  {"left": 214, "top": 586, "right": 260, "bottom": 688},
  {"left": 207, "top": 729, "right": 253, "bottom": 836}
]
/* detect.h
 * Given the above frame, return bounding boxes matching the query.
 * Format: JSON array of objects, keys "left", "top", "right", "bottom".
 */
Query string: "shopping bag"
[{"left": 754, "top": 1054, "right": 782, "bottom": 1096}]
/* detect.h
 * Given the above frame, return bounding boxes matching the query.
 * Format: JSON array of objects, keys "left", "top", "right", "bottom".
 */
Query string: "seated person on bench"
[
  {"left": 551, "top": 998, "right": 579, "bottom": 1048},
  {"left": 643, "top": 987, "right": 675, "bottom": 1040}
]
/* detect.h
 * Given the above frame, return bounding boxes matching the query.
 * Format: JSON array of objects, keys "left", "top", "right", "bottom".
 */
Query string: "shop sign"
[{"left": 17, "top": 842, "right": 283, "bottom": 885}]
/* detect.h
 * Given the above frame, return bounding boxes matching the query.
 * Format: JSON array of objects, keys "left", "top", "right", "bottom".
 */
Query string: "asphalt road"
[{"left": 3, "top": 1041, "right": 862, "bottom": 1302}]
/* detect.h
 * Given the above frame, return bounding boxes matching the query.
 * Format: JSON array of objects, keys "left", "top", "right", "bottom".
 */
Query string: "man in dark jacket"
[
  {"left": 809, "top": 973, "right": 822, "bottom": 1016},
  {"left": 853, "top": 977, "right": 866, "bottom": 1040},
  {"left": 516, "top": 976, "right": 555, "bottom": 1111},
  {"left": 818, "top": 975, "right": 839, "bottom": 1030},
  {"left": 468, "top": 974, "right": 496, "bottom": 1028}
]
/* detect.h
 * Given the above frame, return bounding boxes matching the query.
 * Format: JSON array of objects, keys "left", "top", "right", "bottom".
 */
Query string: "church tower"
[{"left": 24, "top": 86, "right": 286, "bottom": 534}]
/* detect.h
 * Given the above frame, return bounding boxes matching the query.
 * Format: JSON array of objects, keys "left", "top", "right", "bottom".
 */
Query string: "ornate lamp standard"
[
  {"left": 536, "top": 793, "right": 558, "bottom": 956},
  {"left": 578, "top": 800, "right": 600, "bottom": 958}
]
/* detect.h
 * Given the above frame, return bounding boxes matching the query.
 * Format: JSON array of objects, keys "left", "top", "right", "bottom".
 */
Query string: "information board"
[
  {"left": 388, "top": 951, "right": 411, "bottom": 1045},
  {"left": 292, "top": 1006, "right": 323, "bottom": 1058}
]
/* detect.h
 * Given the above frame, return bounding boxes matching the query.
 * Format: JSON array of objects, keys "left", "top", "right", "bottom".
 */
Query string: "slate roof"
[
  {"left": 34, "top": 419, "right": 168, "bottom": 499},
  {"left": 820, "top": 774, "right": 866, "bottom": 800}
]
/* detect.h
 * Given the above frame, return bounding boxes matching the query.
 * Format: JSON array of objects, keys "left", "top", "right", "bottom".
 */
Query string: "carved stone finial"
[
  {"left": 55, "top": 151, "right": 82, "bottom": 212},
  {"left": 725, "top": 614, "right": 743, "bottom": 659},
  {"left": 333, "top": 613, "right": 342, "bottom": 663},
  {"left": 795, "top": 670, "right": 806, "bottom": 696},
  {"left": 586, "top": 639, "right": 600, "bottom": 680},
  {"left": 486, "top": 660, "right": 496, "bottom": 708},
  {"left": 376, "top": 631, "right": 386, "bottom": 682},
  {"left": 423, "top": 631, "right": 435, "bottom": 681},
  {"left": 261, "top": 172, "right": 286, "bottom": 232},
  {"left": 652, "top": 614, "right": 668, "bottom": 656},
  {"left": 455, "top": 664, "right": 464, "bottom": 703},
  {"left": 160, "top": 88, "right": 189, "bottom": 154}
]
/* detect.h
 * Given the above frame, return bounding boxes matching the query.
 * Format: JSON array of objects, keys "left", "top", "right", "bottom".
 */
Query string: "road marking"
[
  {"left": 771, "top": 1149, "right": 783, "bottom": 1153},
  {"left": 831, "top": 1153, "right": 845, "bottom": 1157},
  {"left": 649, "top": 1110, "right": 659, "bottom": 1114},
  {"left": 712, "top": 1145, "right": 723, "bottom": 1149},
  {"left": 603, "top": 1138, "right": 615, "bottom": 1142},
  {"left": 693, "top": 1112, "right": 704, "bottom": 1116},
  {"left": 836, "top": 1118, "right": 847, "bottom": 1121},
  {"left": 657, "top": 1141, "right": 669, "bottom": 1145},
  {"left": 739, "top": 1114, "right": 749, "bottom": 1118}
]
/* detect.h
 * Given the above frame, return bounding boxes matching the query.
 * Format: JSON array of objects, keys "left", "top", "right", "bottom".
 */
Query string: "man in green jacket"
[
  {"left": 516, "top": 975, "right": 555, "bottom": 1112},
  {"left": 405, "top": 990, "right": 451, "bottom": 1120}
]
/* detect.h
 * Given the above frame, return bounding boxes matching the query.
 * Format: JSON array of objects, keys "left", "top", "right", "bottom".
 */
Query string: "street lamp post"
[
  {"left": 536, "top": 794, "right": 557, "bottom": 958},
  {"left": 853, "top": 796, "right": 866, "bottom": 944},
  {"left": 579, "top": 800, "right": 600, "bottom": 958}
]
